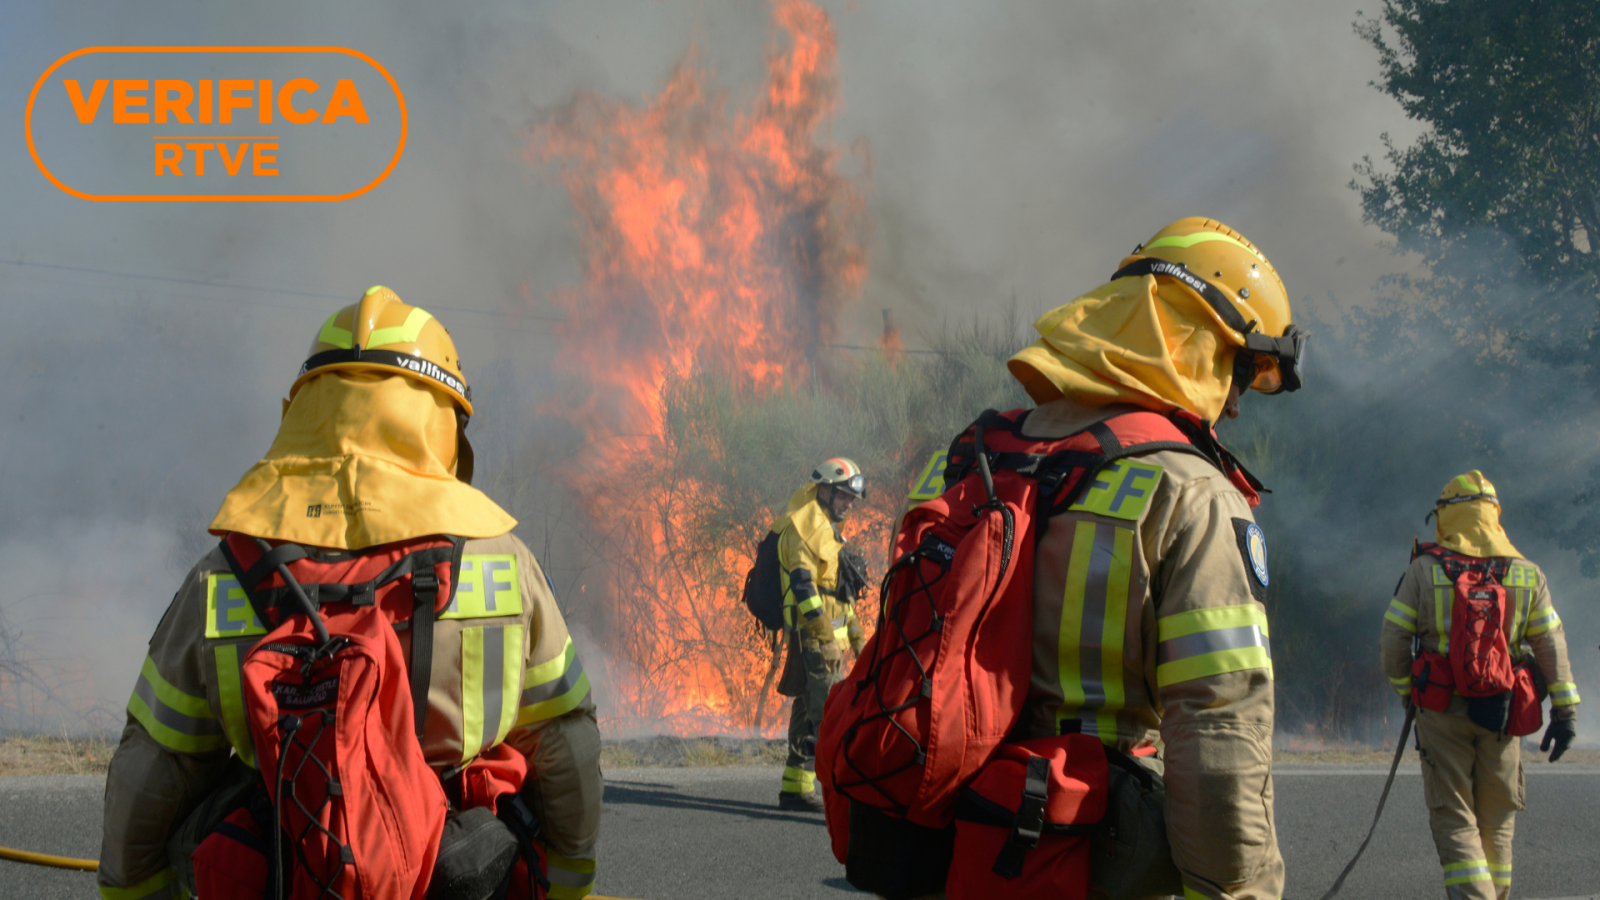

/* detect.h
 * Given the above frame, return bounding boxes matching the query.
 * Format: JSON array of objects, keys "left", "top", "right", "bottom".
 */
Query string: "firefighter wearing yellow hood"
[
  {"left": 1380, "top": 472, "right": 1579, "bottom": 900},
  {"left": 97, "top": 288, "right": 603, "bottom": 900},
  {"left": 774, "top": 458, "right": 868, "bottom": 812},
  {"left": 1004, "top": 217, "right": 1303, "bottom": 900}
]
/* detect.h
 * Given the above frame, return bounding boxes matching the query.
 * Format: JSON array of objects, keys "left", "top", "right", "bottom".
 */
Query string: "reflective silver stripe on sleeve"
[
  {"left": 132, "top": 671, "right": 224, "bottom": 738},
  {"left": 1157, "top": 624, "right": 1271, "bottom": 666},
  {"left": 520, "top": 653, "right": 587, "bottom": 708}
]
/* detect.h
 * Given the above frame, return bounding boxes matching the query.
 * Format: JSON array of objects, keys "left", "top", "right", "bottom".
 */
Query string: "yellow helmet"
[
  {"left": 1114, "top": 217, "right": 1305, "bottom": 394},
  {"left": 290, "top": 285, "right": 474, "bottom": 416},
  {"left": 1437, "top": 470, "right": 1500, "bottom": 510}
]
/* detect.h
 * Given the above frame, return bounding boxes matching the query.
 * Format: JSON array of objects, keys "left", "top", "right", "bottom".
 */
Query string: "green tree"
[{"left": 1354, "top": 0, "right": 1600, "bottom": 290}]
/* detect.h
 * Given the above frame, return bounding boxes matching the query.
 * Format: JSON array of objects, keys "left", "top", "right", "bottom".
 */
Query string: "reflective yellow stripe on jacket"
[
  {"left": 211, "top": 643, "right": 256, "bottom": 768},
  {"left": 127, "top": 656, "right": 229, "bottom": 755},
  {"left": 1156, "top": 603, "right": 1272, "bottom": 688},
  {"left": 1384, "top": 597, "right": 1418, "bottom": 633},
  {"left": 1054, "top": 521, "right": 1134, "bottom": 743},
  {"left": 515, "top": 636, "right": 591, "bottom": 727},
  {"left": 1549, "top": 681, "right": 1580, "bottom": 706},
  {"left": 1525, "top": 607, "right": 1561, "bottom": 636},
  {"left": 546, "top": 848, "right": 597, "bottom": 900},
  {"left": 1432, "top": 567, "right": 1452, "bottom": 655},
  {"left": 461, "top": 624, "right": 525, "bottom": 762},
  {"left": 99, "top": 867, "right": 189, "bottom": 900}
]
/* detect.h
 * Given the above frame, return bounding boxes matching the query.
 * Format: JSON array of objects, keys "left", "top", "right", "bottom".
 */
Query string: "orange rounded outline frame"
[{"left": 26, "top": 47, "right": 407, "bottom": 202}]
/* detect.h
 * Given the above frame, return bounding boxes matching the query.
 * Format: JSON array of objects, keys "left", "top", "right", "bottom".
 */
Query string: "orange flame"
[{"left": 531, "top": 1, "right": 873, "bottom": 734}]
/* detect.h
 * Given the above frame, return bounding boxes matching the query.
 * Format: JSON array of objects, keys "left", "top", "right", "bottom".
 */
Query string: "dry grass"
[
  {"left": 601, "top": 737, "right": 788, "bottom": 768},
  {"left": 0, "top": 735, "right": 115, "bottom": 777}
]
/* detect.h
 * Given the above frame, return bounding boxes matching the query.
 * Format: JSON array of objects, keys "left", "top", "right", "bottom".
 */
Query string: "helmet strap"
[{"left": 455, "top": 412, "right": 475, "bottom": 486}]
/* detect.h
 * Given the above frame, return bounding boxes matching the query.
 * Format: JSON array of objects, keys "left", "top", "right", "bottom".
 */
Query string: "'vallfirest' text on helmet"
[
  {"left": 811, "top": 458, "right": 866, "bottom": 499},
  {"left": 1115, "top": 217, "right": 1306, "bottom": 394},
  {"left": 291, "top": 285, "right": 474, "bottom": 416}
]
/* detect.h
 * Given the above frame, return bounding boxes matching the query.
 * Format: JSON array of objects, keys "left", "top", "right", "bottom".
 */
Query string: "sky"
[{"left": 0, "top": 0, "right": 1475, "bottom": 732}]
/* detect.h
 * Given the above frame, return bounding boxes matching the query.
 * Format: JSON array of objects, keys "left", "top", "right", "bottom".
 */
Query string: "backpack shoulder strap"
[
  {"left": 406, "top": 536, "right": 468, "bottom": 745},
  {"left": 218, "top": 534, "right": 311, "bottom": 633}
]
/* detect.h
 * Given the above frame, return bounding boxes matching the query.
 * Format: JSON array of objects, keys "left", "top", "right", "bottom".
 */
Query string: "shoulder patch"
[
  {"left": 1069, "top": 459, "right": 1164, "bottom": 521},
  {"left": 907, "top": 450, "right": 950, "bottom": 502},
  {"left": 442, "top": 554, "right": 524, "bottom": 620},
  {"left": 205, "top": 573, "right": 265, "bottom": 639},
  {"left": 1506, "top": 565, "right": 1537, "bottom": 588},
  {"left": 1232, "top": 518, "right": 1268, "bottom": 599}
]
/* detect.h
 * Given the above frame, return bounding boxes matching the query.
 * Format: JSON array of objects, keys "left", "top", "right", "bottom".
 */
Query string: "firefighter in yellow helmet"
[
  {"left": 774, "top": 458, "right": 869, "bottom": 812},
  {"left": 1380, "top": 471, "right": 1578, "bottom": 900},
  {"left": 97, "top": 287, "right": 603, "bottom": 900},
  {"left": 1001, "top": 217, "right": 1301, "bottom": 900}
]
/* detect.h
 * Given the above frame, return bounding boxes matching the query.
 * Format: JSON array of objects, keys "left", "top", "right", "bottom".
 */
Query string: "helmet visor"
[{"left": 842, "top": 473, "right": 867, "bottom": 498}]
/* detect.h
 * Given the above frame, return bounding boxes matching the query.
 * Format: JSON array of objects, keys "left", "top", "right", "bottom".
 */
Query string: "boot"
[{"left": 777, "top": 789, "right": 825, "bottom": 813}]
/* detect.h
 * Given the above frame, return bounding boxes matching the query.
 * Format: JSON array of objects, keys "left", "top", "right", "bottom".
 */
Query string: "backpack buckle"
[{"left": 413, "top": 570, "right": 440, "bottom": 605}]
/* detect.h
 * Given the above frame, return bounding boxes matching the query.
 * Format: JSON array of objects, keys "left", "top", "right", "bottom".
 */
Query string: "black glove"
[
  {"left": 839, "top": 547, "right": 870, "bottom": 599},
  {"left": 1540, "top": 717, "right": 1576, "bottom": 762}
]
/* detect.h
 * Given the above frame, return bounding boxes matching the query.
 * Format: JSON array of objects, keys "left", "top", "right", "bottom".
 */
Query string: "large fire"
[{"left": 531, "top": 1, "right": 883, "bottom": 734}]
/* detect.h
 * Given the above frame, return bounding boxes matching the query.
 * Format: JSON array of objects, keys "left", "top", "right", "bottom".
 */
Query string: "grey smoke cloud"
[{"left": 8, "top": 0, "right": 1577, "bottom": 740}]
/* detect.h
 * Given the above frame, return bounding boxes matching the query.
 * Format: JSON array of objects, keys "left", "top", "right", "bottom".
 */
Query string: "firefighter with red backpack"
[
  {"left": 1379, "top": 471, "right": 1579, "bottom": 900},
  {"left": 97, "top": 287, "right": 602, "bottom": 900},
  {"left": 772, "top": 459, "right": 868, "bottom": 812},
  {"left": 818, "top": 217, "right": 1303, "bottom": 900}
]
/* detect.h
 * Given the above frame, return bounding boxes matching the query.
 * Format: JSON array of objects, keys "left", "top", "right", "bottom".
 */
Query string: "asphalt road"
[{"left": 2, "top": 765, "right": 1597, "bottom": 900}]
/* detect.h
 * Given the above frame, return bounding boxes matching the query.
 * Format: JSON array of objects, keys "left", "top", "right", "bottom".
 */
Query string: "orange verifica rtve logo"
[{"left": 26, "top": 47, "right": 406, "bottom": 202}]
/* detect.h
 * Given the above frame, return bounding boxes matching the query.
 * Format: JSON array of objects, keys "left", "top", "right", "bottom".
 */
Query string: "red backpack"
[
  {"left": 189, "top": 533, "right": 548, "bottom": 900},
  {"left": 1408, "top": 542, "right": 1542, "bottom": 735},
  {"left": 816, "top": 407, "right": 1262, "bottom": 894}
]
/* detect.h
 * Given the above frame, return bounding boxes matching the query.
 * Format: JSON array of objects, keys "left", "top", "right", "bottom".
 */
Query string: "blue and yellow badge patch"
[
  {"left": 1246, "top": 524, "right": 1269, "bottom": 586},
  {"left": 1232, "top": 518, "right": 1269, "bottom": 599}
]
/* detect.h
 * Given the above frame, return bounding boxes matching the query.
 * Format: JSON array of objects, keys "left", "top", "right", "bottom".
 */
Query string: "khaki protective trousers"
[
  {"left": 783, "top": 648, "right": 840, "bottom": 794},
  {"left": 1416, "top": 709, "right": 1525, "bottom": 900}
]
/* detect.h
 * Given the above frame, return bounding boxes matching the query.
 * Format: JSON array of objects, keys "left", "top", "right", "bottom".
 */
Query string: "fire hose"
[
  {"left": 1315, "top": 703, "right": 1416, "bottom": 900},
  {"left": 0, "top": 844, "right": 98, "bottom": 870},
  {"left": 0, "top": 847, "right": 640, "bottom": 900}
]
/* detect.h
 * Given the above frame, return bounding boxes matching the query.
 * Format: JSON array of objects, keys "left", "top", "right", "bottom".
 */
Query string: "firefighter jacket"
[
  {"left": 1380, "top": 553, "right": 1579, "bottom": 719},
  {"left": 98, "top": 532, "right": 602, "bottom": 900},
  {"left": 1014, "top": 398, "right": 1283, "bottom": 900},
  {"left": 775, "top": 484, "right": 864, "bottom": 654}
]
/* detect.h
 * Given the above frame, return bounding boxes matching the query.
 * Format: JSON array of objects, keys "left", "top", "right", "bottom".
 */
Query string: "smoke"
[{"left": 4, "top": 0, "right": 1589, "bottom": 742}]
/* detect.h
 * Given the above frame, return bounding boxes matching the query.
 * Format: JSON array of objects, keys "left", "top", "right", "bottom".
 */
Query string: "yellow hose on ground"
[
  {"left": 0, "top": 845, "right": 642, "bottom": 899},
  {"left": 0, "top": 844, "right": 98, "bottom": 870}
]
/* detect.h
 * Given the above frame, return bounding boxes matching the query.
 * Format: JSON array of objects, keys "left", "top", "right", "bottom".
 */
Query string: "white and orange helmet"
[{"left": 811, "top": 457, "right": 866, "bottom": 499}]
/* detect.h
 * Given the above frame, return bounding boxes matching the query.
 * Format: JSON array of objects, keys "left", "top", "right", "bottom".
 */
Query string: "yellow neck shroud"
[
  {"left": 210, "top": 372, "right": 516, "bottom": 549},
  {"left": 1007, "top": 275, "right": 1235, "bottom": 422},
  {"left": 1436, "top": 500, "right": 1521, "bottom": 560}
]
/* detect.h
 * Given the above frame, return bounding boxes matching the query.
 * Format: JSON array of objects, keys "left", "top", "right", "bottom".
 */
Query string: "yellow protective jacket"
[
  {"left": 1380, "top": 552, "right": 1579, "bottom": 719},
  {"left": 1015, "top": 398, "right": 1282, "bottom": 900},
  {"left": 98, "top": 532, "right": 601, "bottom": 900},
  {"left": 774, "top": 485, "right": 864, "bottom": 654}
]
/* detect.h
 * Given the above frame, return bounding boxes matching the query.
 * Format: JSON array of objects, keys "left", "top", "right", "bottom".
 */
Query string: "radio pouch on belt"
[{"left": 946, "top": 735, "right": 1105, "bottom": 900}]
